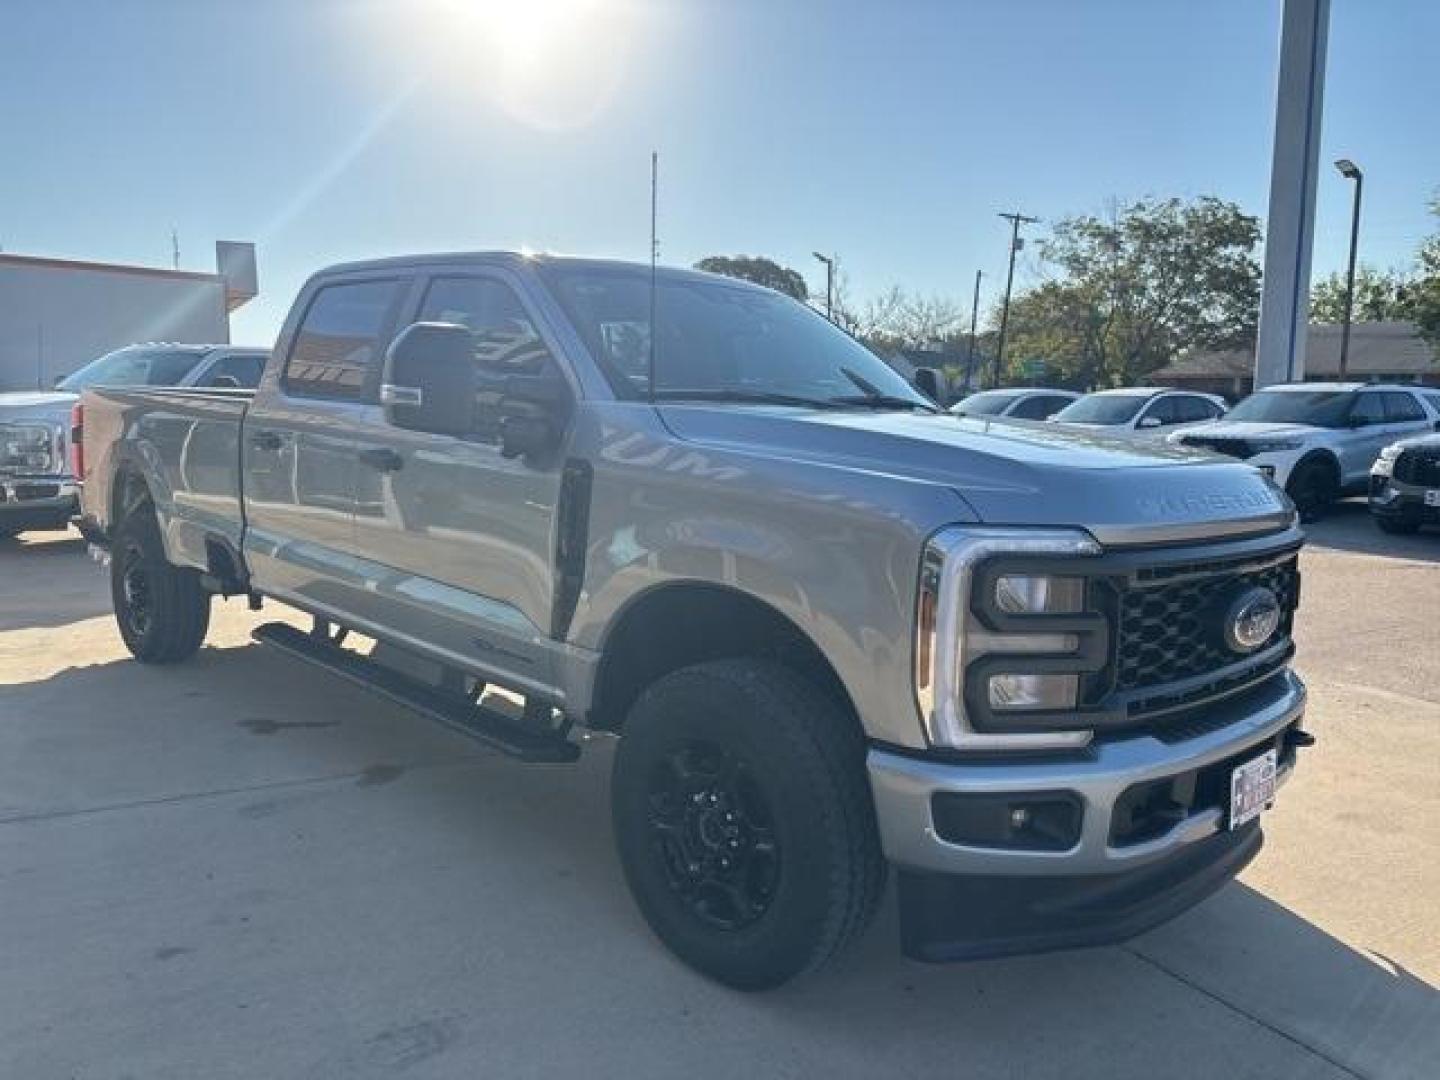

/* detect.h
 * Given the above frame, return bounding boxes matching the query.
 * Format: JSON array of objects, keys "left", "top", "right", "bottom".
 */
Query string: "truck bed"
[{"left": 80, "top": 385, "right": 253, "bottom": 574}]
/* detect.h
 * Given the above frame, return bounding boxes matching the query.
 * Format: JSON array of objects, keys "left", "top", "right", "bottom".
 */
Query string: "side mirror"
[
  {"left": 381, "top": 322, "right": 476, "bottom": 436},
  {"left": 913, "top": 367, "right": 942, "bottom": 402},
  {"left": 496, "top": 371, "right": 569, "bottom": 459},
  {"left": 1138, "top": 415, "right": 1163, "bottom": 429}
]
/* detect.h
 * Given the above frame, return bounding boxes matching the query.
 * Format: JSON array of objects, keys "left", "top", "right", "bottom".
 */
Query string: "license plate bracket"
[{"left": 1228, "top": 749, "right": 1277, "bottom": 830}]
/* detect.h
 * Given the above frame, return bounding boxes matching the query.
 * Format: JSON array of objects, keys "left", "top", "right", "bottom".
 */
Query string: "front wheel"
[
  {"left": 1286, "top": 459, "right": 1337, "bottom": 522},
  {"left": 110, "top": 508, "right": 211, "bottom": 663},
  {"left": 612, "top": 659, "right": 885, "bottom": 990}
]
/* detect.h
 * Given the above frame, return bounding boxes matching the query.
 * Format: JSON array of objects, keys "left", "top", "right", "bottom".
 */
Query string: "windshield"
[
  {"left": 540, "top": 265, "right": 932, "bottom": 409},
  {"left": 1051, "top": 394, "right": 1147, "bottom": 425},
  {"left": 1223, "top": 389, "right": 1354, "bottom": 427},
  {"left": 58, "top": 348, "right": 206, "bottom": 391},
  {"left": 951, "top": 391, "right": 1020, "bottom": 416}
]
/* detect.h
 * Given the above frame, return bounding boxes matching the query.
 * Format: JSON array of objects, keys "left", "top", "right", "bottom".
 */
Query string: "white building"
[{"left": 0, "top": 241, "right": 258, "bottom": 390}]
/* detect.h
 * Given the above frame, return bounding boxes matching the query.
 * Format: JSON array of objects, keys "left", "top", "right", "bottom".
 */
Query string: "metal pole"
[
  {"left": 962, "top": 269, "right": 983, "bottom": 391},
  {"left": 1338, "top": 166, "right": 1363, "bottom": 379},
  {"left": 994, "top": 211, "right": 1038, "bottom": 387},
  {"left": 812, "top": 252, "right": 835, "bottom": 319}
]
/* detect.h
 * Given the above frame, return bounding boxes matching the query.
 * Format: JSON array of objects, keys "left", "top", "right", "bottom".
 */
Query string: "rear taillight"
[{"left": 69, "top": 402, "right": 85, "bottom": 479}]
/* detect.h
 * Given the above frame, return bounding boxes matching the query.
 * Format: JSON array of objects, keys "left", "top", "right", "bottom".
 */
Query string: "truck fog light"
[
  {"left": 988, "top": 672, "right": 1079, "bottom": 710},
  {"left": 994, "top": 574, "right": 1084, "bottom": 614},
  {"left": 931, "top": 791, "right": 1082, "bottom": 851}
]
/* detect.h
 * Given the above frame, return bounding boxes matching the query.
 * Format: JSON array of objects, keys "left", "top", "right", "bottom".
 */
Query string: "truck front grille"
[
  {"left": 1115, "top": 556, "right": 1299, "bottom": 693},
  {"left": 1394, "top": 447, "right": 1440, "bottom": 487}
]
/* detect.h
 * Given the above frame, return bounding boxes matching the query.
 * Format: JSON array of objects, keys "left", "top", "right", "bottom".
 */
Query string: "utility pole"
[
  {"left": 1335, "top": 158, "right": 1363, "bottom": 379},
  {"left": 962, "top": 269, "right": 983, "bottom": 392},
  {"left": 812, "top": 252, "right": 835, "bottom": 319},
  {"left": 994, "top": 211, "right": 1038, "bottom": 387}
]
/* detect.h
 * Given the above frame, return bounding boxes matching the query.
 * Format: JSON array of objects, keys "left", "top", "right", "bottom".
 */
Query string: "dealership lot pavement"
[{"left": 1, "top": 504, "right": 1436, "bottom": 1079}]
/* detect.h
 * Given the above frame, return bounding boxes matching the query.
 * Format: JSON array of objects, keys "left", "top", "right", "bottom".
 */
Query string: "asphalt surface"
[{"left": 1, "top": 501, "right": 1436, "bottom": 1079}]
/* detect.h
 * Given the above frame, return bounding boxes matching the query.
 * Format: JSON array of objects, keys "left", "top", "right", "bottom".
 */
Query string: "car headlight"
[
  {"left": 1249, "top": 439, "right": 1302, "bottom": 453},
  {"left": 1372, "top": 444, "right": 1404, "bottom": 478},
  {"left": 915, "top": 528, "right": 1104, "bottom": 751}
]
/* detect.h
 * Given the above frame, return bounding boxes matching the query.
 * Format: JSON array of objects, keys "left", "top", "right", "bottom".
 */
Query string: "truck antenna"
[{"left": 648, "top": 150, "right": 658, "bottom": 403}]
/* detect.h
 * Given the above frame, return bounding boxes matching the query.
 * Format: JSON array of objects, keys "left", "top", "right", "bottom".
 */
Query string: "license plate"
[
  {"left": 1424, "top": 489, "right": 1440, "bottom": 508},
  {"left": 1229, "top": 749, "right": 1277, "bottom": 830}
]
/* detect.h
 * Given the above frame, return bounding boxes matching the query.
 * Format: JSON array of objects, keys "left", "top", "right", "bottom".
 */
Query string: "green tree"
[
  {"left": 1410, "top": 197, "right": 1440, "bottom": 348},
  {"left": 1310, "top": 265, "right": 1411, "bottom": 322},
  {"left": 1006, "top": 196, "right": 1262, "bottom": 386},
  {"left": 694, "top": 255, "right": 809, "bottom": 302}
]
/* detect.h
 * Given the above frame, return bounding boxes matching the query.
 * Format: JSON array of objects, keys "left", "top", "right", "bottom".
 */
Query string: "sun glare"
[{"left": 420, "top": 0, "right": 634, "bottom": 131}]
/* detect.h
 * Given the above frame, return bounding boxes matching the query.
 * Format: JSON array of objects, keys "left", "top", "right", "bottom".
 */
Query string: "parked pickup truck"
[
  {"left": 1, "top": 343, "right": 266, "bottom": 540},
  {"left": 80, "top": 253, "right": 1312, "bottom": 989}
]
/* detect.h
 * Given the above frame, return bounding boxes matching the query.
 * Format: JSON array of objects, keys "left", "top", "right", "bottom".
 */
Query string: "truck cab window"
[{"left": 284, "top": 280, "right": 403, "bottom": 399}]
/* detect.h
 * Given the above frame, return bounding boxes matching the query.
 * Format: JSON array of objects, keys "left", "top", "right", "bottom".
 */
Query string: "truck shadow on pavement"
[
  {"left": 0, "top": 641, "right": 1435, "bottom": 1079},
  {"left": 0, "top": 533, "right": 113, "bottom": 631}
]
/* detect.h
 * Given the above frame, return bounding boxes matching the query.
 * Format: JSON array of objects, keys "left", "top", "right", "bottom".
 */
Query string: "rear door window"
[
  {"left": 1348, "top": 394, "right": 1386, "bottom": 426},
  {"left": 284, "top": 280, "right": 404, "bottom": 400},
  {"left": 1010, "top": 394, "right": 1065, "bottom": 420},
  {"left": 1381, "top": 391, "right": 1425, "bottom": 423},
  {"left": 1140, "top": 396, "right": 1180, "bottom": 426}
]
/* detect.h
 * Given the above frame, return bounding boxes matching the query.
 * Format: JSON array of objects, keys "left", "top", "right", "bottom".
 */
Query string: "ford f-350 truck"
[{"left": 79, "top": 253, "right": 1311, "bottom": 989}]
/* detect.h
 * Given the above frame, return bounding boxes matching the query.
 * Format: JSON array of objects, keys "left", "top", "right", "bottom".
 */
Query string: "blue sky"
[{"left": 3, "top": 0, "right": 1436, "bottom": 344}]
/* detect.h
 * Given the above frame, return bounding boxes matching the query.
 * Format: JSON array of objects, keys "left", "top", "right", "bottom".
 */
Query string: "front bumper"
[
  {"left": 868, "top": 670, "right": 1307, "bottom": 959},
  {"left": 0, "top": 476, "right": 78, "bottom": 531},
  {"left": 1370, "top": 475, "right": 1440, "bottom": 523}
]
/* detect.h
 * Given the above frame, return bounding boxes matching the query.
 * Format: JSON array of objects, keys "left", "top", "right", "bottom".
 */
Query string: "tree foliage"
[
  {"left": 844, "top": 286, "right": 967, "bottom": 352},
  {"left": 1004, "top": 196, "right": 1262, "bottom": 387},
  {"left": 694, "top": 255, "right": 809, "bottom": 302},
  {"left": 1411, "top": 196, "right": 1440, "bottom": 348},
  {"left": 1310, "top": 266, "right": 1411, "bottom": 323}
]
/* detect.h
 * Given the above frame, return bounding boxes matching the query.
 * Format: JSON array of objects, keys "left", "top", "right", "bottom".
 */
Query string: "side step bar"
[{"left": 252, "top": 622, "right": 580, "bottom": 764}]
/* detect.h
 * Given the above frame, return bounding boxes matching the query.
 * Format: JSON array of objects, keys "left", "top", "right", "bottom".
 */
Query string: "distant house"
[{"left": 1151, "top": 321, "right": 1438, "bottom": 402}]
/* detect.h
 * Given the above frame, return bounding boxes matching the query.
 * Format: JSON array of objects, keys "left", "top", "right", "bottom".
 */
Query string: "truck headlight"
[{"left": 915, "top": 528, "right": 1104, "bottom": 751}]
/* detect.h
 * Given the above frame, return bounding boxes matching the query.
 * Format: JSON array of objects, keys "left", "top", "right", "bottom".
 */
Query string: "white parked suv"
[
  {"left": 1049, "top": 387, "right": 1227, "bottom": 439},
  {"left": 1171, "top": 383, "right": 1440, "bottom": 518}
]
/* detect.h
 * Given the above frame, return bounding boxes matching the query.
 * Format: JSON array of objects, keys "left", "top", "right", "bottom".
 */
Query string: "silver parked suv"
[{"left": 1173, "top": 382, "right": 1440, "bottom": 519}]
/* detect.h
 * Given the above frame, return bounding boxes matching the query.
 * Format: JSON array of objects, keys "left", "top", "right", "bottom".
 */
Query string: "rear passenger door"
[
  {"left": 1336, "top": 392, "right": 1390, "bottom": 484},
  {"left": 242, "top": 276, "right": 408, "bottom": 611}
]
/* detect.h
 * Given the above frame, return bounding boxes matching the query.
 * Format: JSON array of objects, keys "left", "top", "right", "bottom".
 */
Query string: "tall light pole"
[
  {"left": 962, "top": 269, "right": 983, "bottom": 392},
  {"left": 994, "top": 211, "right": 1038, "bottom": 386},
  {"left": 812, "top": 252, "right": 835, "bottom": 319},
  {"left": 1334, "top": 158, "right": 1363, "bottom": 380}
]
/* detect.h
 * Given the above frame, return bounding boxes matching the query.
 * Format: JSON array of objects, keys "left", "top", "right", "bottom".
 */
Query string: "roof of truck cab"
[{"left": 315, "top": 251, "right": 750, "bottom": 287}]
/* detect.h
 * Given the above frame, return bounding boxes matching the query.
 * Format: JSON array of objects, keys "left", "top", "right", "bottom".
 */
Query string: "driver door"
[{"left": 347, "top": 271, "right": 572, "bottom": 688}]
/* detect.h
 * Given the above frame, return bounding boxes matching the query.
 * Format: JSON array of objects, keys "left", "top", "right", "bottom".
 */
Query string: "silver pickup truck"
[{"left": 80, "top": 253, "right": 1311, "bottom": 989}]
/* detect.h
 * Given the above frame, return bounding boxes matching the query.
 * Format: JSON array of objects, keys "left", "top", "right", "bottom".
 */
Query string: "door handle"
[
  {"left": 250, "top": 430, "right": 284, "bottom": 451},
  {"left": 359, "top": 446, "right": 404, "bottom": 472}
]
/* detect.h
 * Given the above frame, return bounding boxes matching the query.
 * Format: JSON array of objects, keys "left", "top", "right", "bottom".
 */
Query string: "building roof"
[
  {"left": 0, "top": 251, "right": 224, "bottom": 285},
  {"left": 1155, "top": 322, "right": 1437, "bottom": 380}
]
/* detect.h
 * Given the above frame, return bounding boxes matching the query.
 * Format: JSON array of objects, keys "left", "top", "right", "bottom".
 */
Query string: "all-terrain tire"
[
  {"left": 110, "top": 507, "right": 210, "bottom": 663},
  {"left": 611, "top": 659, "right": 885, "bottom": 990},
  {"left": 1286, "top": 458, "right": 1338, "bottom": 522}
]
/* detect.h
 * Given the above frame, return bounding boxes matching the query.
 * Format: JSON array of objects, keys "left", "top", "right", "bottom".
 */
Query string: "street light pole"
[
  {"left": 994, "top": 211, "right": 1038, "bottom": 387},
  {"left": 1334, "top": 158, "right": 1363, "bottom": 380},
  {"left": 812, "top": 252, "right": 835, "bottom": 319},
  {"left": 962, "top": 269, "right": 983, "bottom": 392}
]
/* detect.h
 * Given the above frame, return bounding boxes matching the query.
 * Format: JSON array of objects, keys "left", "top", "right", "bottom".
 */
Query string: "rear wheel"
[
  {"left": 110, "top": 508, "right": 211, "bottom": 663},
  {"left": 611, "top": 659, "right": 885, "bottom": 990},
  {"left": 1286, "top": 459, "right": 1338, "bottom": 522}
]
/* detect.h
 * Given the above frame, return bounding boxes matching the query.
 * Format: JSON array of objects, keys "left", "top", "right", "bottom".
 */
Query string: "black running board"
[{"left": 252, "top": 622, "right": 580, "bottom": 763}]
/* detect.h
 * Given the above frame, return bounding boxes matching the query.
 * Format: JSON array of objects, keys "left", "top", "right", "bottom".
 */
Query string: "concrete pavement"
[{"left": 0, "top": 509, "right": 1435, "bottom": 1079}]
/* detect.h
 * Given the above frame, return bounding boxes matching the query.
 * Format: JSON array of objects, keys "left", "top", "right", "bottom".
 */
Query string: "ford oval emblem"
[{"left": 1224, "top": 587, "right": 1281, "bottom": 653}]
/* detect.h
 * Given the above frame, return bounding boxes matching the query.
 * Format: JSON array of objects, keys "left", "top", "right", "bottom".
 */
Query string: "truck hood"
[
  {"left": 659, "top": 406, "right": 1293, "bottom": 545},
  {"left": 1174, "top": 420, "right": 1324, "bottom": 440},
  {"left": 0, "top": 390, "right": 76, "bottom": 426}
]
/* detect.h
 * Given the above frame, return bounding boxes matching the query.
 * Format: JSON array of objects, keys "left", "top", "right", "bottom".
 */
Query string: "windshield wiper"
[
  {"left": 650, "top": 388, "right": 846, "bottom": 410},
  {"left": 833, "top": 367, "right": 938, "bottom": 413}
]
